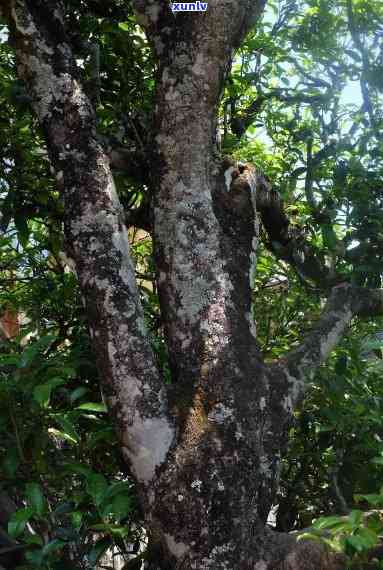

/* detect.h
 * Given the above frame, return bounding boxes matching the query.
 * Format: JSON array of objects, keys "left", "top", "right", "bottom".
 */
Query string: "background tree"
[{"left": 0, "top": 0, "right": 383, "bottom": 568}]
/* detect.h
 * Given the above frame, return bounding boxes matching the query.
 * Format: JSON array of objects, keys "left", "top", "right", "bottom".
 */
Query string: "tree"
[{"left": 0, "top": 0, "right": 383, "bottom": 568}]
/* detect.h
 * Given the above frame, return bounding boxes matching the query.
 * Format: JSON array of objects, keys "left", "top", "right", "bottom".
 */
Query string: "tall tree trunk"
[
  {"left": 3, "top": 1, "right": 383, "bottom": 568},
  {"left": 135, "top": 4, "right": 284, "bottom": 565}
]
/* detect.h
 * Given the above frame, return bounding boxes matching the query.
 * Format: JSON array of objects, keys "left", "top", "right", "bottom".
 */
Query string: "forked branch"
[{"left": 273, "top": 284, "right": 383, "bottom": 406}]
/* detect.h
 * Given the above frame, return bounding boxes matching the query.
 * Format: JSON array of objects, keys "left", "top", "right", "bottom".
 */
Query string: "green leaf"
[
  {"left": 322, "top": 224, "right": 338, "bottom": 250},
  {"left": 312, "top": 515, "right": 345, "bottom": 530},
  {"left": 76, "top": 402, "right": 107, "bottom": 413},
  {"left": 55, "top": 527, "right": 78, "bottom": 541},
  {"left": 110, "top": 494, "right": 132, "bottom": 519},
  {"left": 354, "top": 493, "right": 383, "bottom": 506},
  {"left": 87, "top": 473, "right": 108, "bottom": 506},
  {"left": 18, "top": 335, "right": 56, "bottom": 369},
  {"left": 62, "top": 462, "right": 92, "bottom": 478},
  {"left": 297, "top": 532, "right": 325, "bottom": 543},
  {"left": 33, "top": 378, "right": 65, "bottom": 408},
  {"left": 100, "top": 491, "right": 132, "bottom": 519},
  {"left": 362, "top": 338, "right": 383, "bottom": 351},
  {"left": 24, "top": 534, "right": 44, "bottom": 546},
  {"left": 371, "top": 456, "right": 383, "bottom": 465},
  {"left": 25, "top": 549, "right": 44, "bottom": 566},
  {"left": 33, "top": 384, "right": 52, "bottom": 408},
  {"left": 345, "top": 534, "right": 365, "bottom": 553},
  {"left": 59, "top": 366, "right": 76, "bottom": 379},
  {"left": 89, "top": 523, "right": 113, "bottom": 532},
  {"left": 42, "top": 538, "right": 66, "bottom": 556},
  {"left": 54, "top": 502, "right": 75, "bottom": 516},
  {"left": 3, "top": 447, "right": 20, "bottom": 477},
  {"left": 71, "top": 511, "right": 83, "bottom": 528},
  {"left": 54, "top": 415, "right": 79, "bottom": 443},
  {"left": 49, "top": 427, "right": 78, "bottom": 443},
  {"left": 365, "top": 512, "right": 383, "bottom": 534},
  {"left": 354, "top": 527, "right": 379, "bottom": 550},
  {"left": 87, "top": 427, "right": 115, "bottom": 450},
  {"left": 348, "top": 510, "right": 362, "bottom": 527},
  {"left": 90, "top": 523, "right": 130, "bottom": 538},
  {"left": 103, "top": 481, "right": 131, "bottom": 501},
  {"left": 26, "top": 482, "right": 46, "bottom": 516},
  {"left": 8, "top": 507, "right": 34, "bottom": 537}
]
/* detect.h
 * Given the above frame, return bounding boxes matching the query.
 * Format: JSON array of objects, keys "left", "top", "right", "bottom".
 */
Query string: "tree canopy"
[{"left": 0, "top": 0, "right": 383, "bottom": 568}]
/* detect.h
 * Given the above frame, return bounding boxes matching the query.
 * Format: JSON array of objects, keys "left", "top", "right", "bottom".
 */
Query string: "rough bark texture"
[{"left": 3, "top": 1, "right": 383, "bottom": 568}]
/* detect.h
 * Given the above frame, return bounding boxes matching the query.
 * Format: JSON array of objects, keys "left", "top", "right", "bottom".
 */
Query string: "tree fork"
[{"left": 3, "top": 1, "right": 383, "bottom": 568}]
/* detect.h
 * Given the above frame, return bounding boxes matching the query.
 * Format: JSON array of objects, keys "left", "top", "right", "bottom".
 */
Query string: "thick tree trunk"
[
  {"left": 3, "top": 1, "right": 383, "bottom": 568},
  {"left": 135, "top": 4, "right": 288, "bottom": 566}
]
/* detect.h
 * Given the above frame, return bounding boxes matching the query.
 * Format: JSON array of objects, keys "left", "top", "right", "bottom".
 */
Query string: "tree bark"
[{"left": 2, "top": 1, "right": 383, "bottom": 568}]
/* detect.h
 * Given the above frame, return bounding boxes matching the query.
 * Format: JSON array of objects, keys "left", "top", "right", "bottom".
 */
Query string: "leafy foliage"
[{"left": 1, "top": 0, "right": 383, "bottom": 566}]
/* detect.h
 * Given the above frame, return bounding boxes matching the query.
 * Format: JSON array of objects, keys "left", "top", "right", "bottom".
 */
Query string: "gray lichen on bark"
[
  {"left": 4, "top": 0, "right": 383, "bottom": 568},
  {"left": 6, "top": 0, "right": 175, "bottom": 487}
]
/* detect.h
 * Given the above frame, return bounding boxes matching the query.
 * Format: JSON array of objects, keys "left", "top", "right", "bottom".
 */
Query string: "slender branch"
[
  {"left": 303, "top": 139, "right": 338, "bottom": 213},
  {"left": 293, "top": 61, "right": 332, "bottom": 90},
  {"left": 89, "top": 42, "right": 101, "bottom": 107},
  {"left": 311, "top": 139, "right": 338, "bottom": 167},
  {"left": 9, "top": 406, "right": 26, "bottom": 463},
  {"left": 106, "top": 146, "right": 148, "bottom": 182},
  {"left": 304, "top": 137, "right": 317, "bottom": 210},
  {"left": 346, "top": 0, "right": 378, "bottom": 135},
  {"left": 230, "top": 89, "right": 330, "bottom": 138},
  {"left": 256, "top": 173, "right": 333, "bottom": 287},
  {"left": 272, "top": 284, "right": 383, "bottom": 405},
  {"left": 329, "top": 448, "right": 349, "bottom": 515}
]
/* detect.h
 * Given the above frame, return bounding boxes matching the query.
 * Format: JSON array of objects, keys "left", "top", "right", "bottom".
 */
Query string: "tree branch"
[
  {"left": 304, "top": 137, "right": 317, "bottom": 210},
  {"left": 133, "top": 0, "right": 266, "bottom": 58},
  {"left": 230, "top": 89, "right": 330, "bottom": 139},
  {"left": 4, "top": 0, "right": 174, "bottom": 484},
  {"left": 272, "top": 284, "right": 383, "bottom": 406},
  {"left": 256, "top": 173, "right": 333, "bottom": 287},
  {"left": 346, "top": 0, "right": 378, "bottom": 135},
  {"left": 106, "top": 146, "right": 148, "bottom": 183}
]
